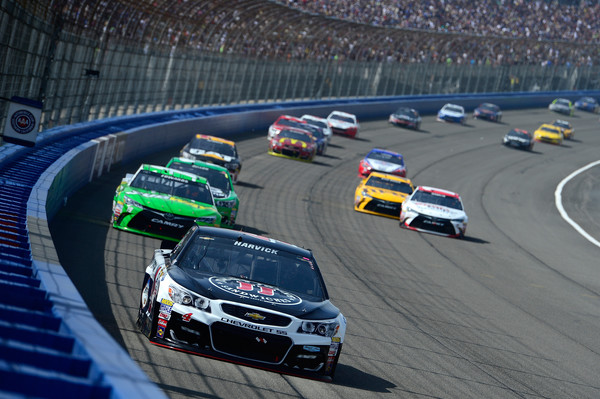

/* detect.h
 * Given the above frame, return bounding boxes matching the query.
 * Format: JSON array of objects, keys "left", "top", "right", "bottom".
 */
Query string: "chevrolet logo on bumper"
[{"left": 245, "top": 312, "right": 266, "bottom": 321}]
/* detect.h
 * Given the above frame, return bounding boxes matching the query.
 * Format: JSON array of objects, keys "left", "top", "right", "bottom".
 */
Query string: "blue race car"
[
  {"left": 574, "top": 96, "right": 599, "bottom": 113},
  {"left": 473, "top": 103, "right": 502, "bottom": 122}
]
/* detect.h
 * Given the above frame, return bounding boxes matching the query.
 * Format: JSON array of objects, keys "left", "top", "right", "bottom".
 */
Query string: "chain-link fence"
[{"left": 2, "top": 0, "right": 599, "bottom": 134}]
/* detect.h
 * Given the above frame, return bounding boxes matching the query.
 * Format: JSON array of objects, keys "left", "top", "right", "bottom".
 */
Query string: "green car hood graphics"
[{"left": 112, "top": 164, "right": 222, "bottom": 242}]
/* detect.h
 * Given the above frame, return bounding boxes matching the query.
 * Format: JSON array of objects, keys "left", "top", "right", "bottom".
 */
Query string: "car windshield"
[
  {"left": 553, "top": 121, "right": 569, "bottom": 129},
  {"left": 541, "top": 126, "right": 560, "bottom": 133},
  {"left": 174, "top": 235, "right": 325, "bottom": 301},
  {"left": 555, "top": 99, "right": 570, "bottom": 106},
  {"left": 509, "top": 130, "right": 530, "bottom": 139},
  {"left": 366, "top": 176, "right": 413, "bottom": 194},
  {"left": 131, "top": 169, "right": 214, "bottom": 204},
  {"left": 278, "top": 129, "right": 312, "bottom": 142},
  {"left": 412, "top": 190, "right": 463, "bottom": 210},
  {"left": 445, "top": 105, "right": 463, "bottom": 113},
  {"left": 303, "top": 118, "right": 327, "bottom": 129},
  {"left": 276, "top": 118, "right": 300, "bottom": 127},
  {"left": 168, "top": 162, "right": 231, "bottom": 197},
  {"left": 396, "top": 108, "right": 417, "bottom": 117},
  {"left": 479, "top": 103, "right": 498, "bottom": 111},
  {"left": 330, "top": 114, "right": 354, "bottom": 123},
  {"left": 367, "top": 151, "right": 404, "bottom": 166},
  {"left": 190, "top": 137, "right": 235, "bottom": 157}
]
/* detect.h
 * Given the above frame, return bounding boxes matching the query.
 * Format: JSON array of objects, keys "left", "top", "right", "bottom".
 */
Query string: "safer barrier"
[{"left": 1, "top": 91, "right": 598, "bottom": 398}]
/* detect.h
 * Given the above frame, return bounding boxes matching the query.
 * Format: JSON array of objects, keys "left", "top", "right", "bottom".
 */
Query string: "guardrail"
[{"left": 1, "top": 91, "right": 598, "bottom": 398}]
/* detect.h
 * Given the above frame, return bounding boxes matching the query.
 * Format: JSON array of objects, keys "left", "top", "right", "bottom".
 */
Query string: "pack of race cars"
[{"left": 113, "top": 95, "right": 590, "bottom": 382}]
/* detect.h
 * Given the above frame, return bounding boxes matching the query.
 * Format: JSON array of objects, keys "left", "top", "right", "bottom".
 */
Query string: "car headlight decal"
[
  {"left": 216, "top": 200, "right": 236, "bottom": 208},
  {"left": 299, "top": 320, "right": 340, "bottom": 337},
  {"left": 124, "top": 195, "right": 143, "bottom": 209},
  {"left": 168, "top": 283, "right": 211, "bottom": 311},
  {"left": 196, "top": 215, "right": 218, "bottom": 224}
]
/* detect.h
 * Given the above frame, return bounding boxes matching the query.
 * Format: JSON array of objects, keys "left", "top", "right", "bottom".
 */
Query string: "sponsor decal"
[
  {"left": 210, "top": 277, "right": 301, "bottom": 305},
  {"left": 303, "top": 345, "right": 321, "bottom": 353},
  {"left": 328, "top": 342, "right": 340, "bottom": 356},
  {"left": 157, "top": 319, "right": 168, "bottom": 328},
  {"left": 157, "top": 326, "right": 165, "bottom": 338},
  {"left": 182, "top": 313, "right": 193, "bottom": 322},
  {"left": 220, "top": 317, "right": 287, "bottom": 335},
  {"left": 161, "top": 298, "right": 173, "bottom": 306},
  {"left": 233, "top": 241, "right": 278, "bottom": 254},
  {"left": 256, "top": 337, "right": 268, "bottom": 344},
  {"left": 332, "top": 337, "right": 341, "bottom": 343},
  {"left": 159, "top": 303, "right": 173, "bottom": 314},
  {"left": 158, "top": 312, "right": 171, "bottom": 320}
]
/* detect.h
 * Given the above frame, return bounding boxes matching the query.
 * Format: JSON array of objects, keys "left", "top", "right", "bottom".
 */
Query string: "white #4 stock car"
[
  {"left": 137, "top": 226, "right": 346, "bottom": 381},
  {"left": 399, "top": 186, "right": 468, "bottom": 238}
]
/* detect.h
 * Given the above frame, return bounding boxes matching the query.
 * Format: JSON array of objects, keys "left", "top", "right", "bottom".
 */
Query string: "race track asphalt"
[{"left": 51, "top": 107, "right": 600, "bottom": 399}]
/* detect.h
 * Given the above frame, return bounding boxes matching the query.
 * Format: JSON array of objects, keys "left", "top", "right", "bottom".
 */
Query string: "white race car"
[
  {"left": 137, "top": 226, "right": 346, "bottom": 381},
  {"left": 437, "top": 103, "right": 466, "bottom": 124},
  {"left": 301, "top": 114, "right": 333, "bottom": 143},
  {"left": 400, "top": 186, "right": 468, "bottom": 238},
  {"left": 327, "top": 111, "right": 359, "bottom": 138}
]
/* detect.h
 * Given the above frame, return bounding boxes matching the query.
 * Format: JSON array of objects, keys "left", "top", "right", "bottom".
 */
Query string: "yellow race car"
[
  {"left": 551, "top": 119, "right": 574, "bottom": 140},
  {"left": 354, "top": 172, "right": 415, "bottom": 219},
  {"left": 533, "top": 123, "right": 563, "bottom": 145}
]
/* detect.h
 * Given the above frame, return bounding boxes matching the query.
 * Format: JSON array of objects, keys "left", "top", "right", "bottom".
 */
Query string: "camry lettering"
[
  {"left": 151, "top": 218, "right": 184, "bottom": 228},
  {"left": 233, "top": 241, "right": 278, "bottom": 254}
]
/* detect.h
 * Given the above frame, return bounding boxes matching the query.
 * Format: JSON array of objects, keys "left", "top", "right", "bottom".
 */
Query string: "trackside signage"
[{"left": 2, "top": 96, "right": 42, "bottom": 147}]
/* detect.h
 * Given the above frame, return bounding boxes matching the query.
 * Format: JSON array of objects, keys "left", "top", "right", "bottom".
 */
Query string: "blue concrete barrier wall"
[{"left": 1, "top": 90, "right": 599, "bottom": 398}]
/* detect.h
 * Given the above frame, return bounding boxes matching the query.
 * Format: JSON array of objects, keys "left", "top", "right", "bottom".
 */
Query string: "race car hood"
[
  {"left": 168, "top": 267, "right": 340, "bottom": 320},
  {"left": 407, "top": 201, "right": 466, "bottom": 219},
  {"left": 189, "top": 148, "right": 234, "bottom": 163},
  {"left": 364, "top": 186, "right": 408, "bottom": 202},
  {"left": 278, "top": 137, "right": 309, "bottom": 148},
  {"left": 366, "top": 159, "right": 404, "bottom": 173},
  {"left": 124, "top": 188, "right": 217, "bottom": 216},
  {"left": 329, "top": 120, "right": 355, "bottom": 129},
  {"left": 440, "top": 109, "right": 463, "bottom": 118}
]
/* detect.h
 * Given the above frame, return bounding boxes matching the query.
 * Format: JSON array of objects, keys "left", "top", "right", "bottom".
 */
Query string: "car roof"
[
  {"left": 367, "top": 148, "right": 403, "bottom": 157},
  {"left": 416, "top": 185, "right": 460, "bottom": 198},
  {"left": 138, "top": 164, "right": 209, "bottom": 184},
  {"left": 167, "top": 157, "right": 229, "bottom": 173},
  {"left": 193, "top": 134, "right": 236, "bottom": 146},
  {"left": 192, "top": 226, "right": 312, "bottom": 257}
]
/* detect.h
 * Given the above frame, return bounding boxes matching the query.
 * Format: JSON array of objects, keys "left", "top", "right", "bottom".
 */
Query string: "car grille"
[
  {"left": 281, "top": 145, "right": 301, "bottom": 157},
  {"left": 127, "top": 209, "right": 196, "bottom": 239},
  {"left": 211, "top": 322, "right": 293, "bottom": 363},
  {"left": 364, "top": 199, "right": 401, "bottom": 217},
  {"left": 220, "top": 303, "right": 292, "bottom": 327},
  {"left": 409, "top": 214, "right": 456, "bottom": 235}
]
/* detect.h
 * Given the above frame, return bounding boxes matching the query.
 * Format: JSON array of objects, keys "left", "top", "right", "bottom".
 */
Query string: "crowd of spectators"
[
  {"left": 54, "top": 0, "right": 600, "bottom": 66},
  {"left": 280, "top": 0, "right": 600, "bottom": 43}
]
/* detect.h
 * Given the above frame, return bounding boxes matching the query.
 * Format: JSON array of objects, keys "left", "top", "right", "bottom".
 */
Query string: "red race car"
[{"left": 268, "top": 128, "right": 317, "bottom": 162}]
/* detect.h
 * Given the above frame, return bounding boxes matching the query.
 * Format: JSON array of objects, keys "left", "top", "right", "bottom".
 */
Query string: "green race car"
[
  {"left": 166, "top": 157, "right": 239, "bottom": 228},
  {"left": 111, "top": 164, "right": 221, "bottom": 242}
]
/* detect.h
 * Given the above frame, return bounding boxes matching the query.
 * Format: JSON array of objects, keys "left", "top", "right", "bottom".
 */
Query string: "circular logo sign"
[
  {"left": 209, "top": 277, "right": 302, "bottom": 305},
  {"left": 11, "top": 110, "right": 36, "bottom": 135}
]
